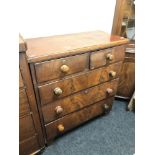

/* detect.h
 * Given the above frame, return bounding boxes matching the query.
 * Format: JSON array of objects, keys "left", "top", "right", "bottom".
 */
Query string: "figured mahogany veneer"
[
  {"left": 42, "top": 79, "right": 119, "bottom": 124},
  {"left": 35, "top": 53, "right": 89, "bottom": 83},
  {"left": 45, "top": 97, "right": 114, "bottom": 140},
  {"left": 38, "top": 62, "right": 122, "bottom": 105},
  {"left": 25, "top": 31, "right": 128, "bottom": 143}
]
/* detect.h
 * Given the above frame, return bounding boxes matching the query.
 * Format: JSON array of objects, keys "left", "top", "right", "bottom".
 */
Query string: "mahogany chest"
[{"left": 24, "top": 31, "right": 129, "bottom": 144}]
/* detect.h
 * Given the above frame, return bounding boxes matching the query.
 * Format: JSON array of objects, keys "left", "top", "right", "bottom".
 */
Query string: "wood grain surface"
[
  {"left": 45, "top": 97, "right": 114, "bottom": 141},
  {"left": 42, "top": 79, "right": 119, "bottom": 123},
  {"left": 35, "top": 53, "right": 89, "bottom": 83},
  {"left": 38, "top": 62, "right": 122, "bottom": 105},
  {"left": 26, "top": 31, "right": 128, "bottom": 62}
]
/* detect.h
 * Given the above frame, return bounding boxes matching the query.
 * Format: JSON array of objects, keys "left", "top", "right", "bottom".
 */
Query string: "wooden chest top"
[{"left": 26, "top": 31, "right": 128, "bottom": 62}]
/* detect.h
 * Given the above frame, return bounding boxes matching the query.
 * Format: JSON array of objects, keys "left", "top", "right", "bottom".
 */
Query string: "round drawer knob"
[
  {"left": 54, "top": 87, "right": 63, "bottom": 96},
  {"left": 106, "top": 53, "right": 113, "bottom": 60},
  {"left": 106, "top": 88, "right": 113, "bottom": 94},
  {"left": 104, "top": 104, "right": 109, "bottom": 110},
  {"left": 57, "top": 124, "right": 65, "bottom": 132},
  {"left": 60, "top": 65, "right": 70, "bottom": 73},
  {"left": 55, "top": 106, "right": 63, "bottom": 114},
  {"left": 109, "top": 71, "right": 116, "bottom": 78}
]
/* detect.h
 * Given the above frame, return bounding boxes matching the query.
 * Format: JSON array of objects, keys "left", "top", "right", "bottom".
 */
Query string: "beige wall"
[{"left": 19, "top": 0, "right": 116, "bottom": 38}]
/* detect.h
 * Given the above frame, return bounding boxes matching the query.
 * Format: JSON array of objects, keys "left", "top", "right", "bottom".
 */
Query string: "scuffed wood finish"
[
  {"left": 19, "top": 89, "right": 30, "bottom": 116},
  {"left": 26, "top": 31, "right": 128, "bottom": 63},
  {"left": 45, "top": 97, "right": 114, "bottom": 141},
  {"left": 42, "top": 79, "right": 119, "bottom": 124},
  {"left": 35, "top": 53, "right": 89, "bottom": 83},
  {"left": 19, "top": 135, "right": 40, "bottom": 155},
  {"left": 90, "top": 45, "right": 125, "bottom": 69},
  {"left": 38, "top": 62, "right": 122, "bottom": 105}
]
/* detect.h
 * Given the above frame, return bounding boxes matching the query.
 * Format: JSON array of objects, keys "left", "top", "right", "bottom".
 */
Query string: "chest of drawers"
[{"left": 25, "top": 31, "right": 128, "bottom": 143}]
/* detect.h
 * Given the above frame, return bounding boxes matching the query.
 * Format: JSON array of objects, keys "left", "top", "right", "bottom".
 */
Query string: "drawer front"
[
  {"left": 19, "top": 70, "right": 24, "bottom": 88},
  {"left": 35, "top": 53, "right": 89, "bottom": 83},
  {"left": 19, "top": 114, "right": 36, "bottom": 141},
  {"left": 39, "top": 62, "right": 122, "bottom": 105},
  {"left": 19, "top": 135, "right": 40, "bottom": 155},
  {"left": 42, "top": 79, "right": 119, "bottom": 124},
  {"left": 45, "top": 97, "right": 113, "bottom": 141},
  {"left": 90, "top": 45, "right": 125, "bottom": 69},
  {"left": 19, "top": 89, "right": 30, "bottom": 116}
]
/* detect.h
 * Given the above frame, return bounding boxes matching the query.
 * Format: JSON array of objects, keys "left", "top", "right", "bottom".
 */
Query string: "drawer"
[
  {"left": 38, "top": 62, "right": 122, "bottom": 105},
  {"left": 19, "top": 89, "right": 30, "bottom": 116},
  {"left": 19, "top": 70, "right": 24, "bottom": 88},
  {"left": 42, "top": 79, "right": 119, "bottom": 124},
  {"left": 45, "top": 97, "right": 113, "bottom": 141},
  {"left": 90, "top": 45, "right": 125, "bottom": 69},
  {"left": 19, "top": 135, "right": 40, "bottom": 155},
  {"left": 19, "top": 114, "right": 36, "bottom": 141},
  {"left": 35, "top": 53, "right": 89, "bottom": 83}
]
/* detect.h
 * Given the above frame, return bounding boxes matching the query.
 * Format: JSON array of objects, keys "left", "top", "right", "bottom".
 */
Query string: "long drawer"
[
  {"left": 38, "top": 62, "right": 122, "bottom": 105},
  {"left": 45, "top": 97, "right": 114, "bottom": 141},
  {"left": 35, "top": 53, "right": 89, "bottom": 83},
  {"left": 42, "top": 79, "right": 119, "bottom": 124},
  {"left": 90, "top": 45, "right": 125, "bottom": 69}
]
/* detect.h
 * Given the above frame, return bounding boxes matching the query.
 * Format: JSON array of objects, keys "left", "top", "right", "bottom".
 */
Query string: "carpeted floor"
[{"left": 41, "top": 100, "right": 135, "bottom": 155}]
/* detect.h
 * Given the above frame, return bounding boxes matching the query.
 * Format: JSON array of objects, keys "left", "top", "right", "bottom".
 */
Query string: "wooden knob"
[
  {"left": 109, "top": 71, "right": 116, "bottom": 78},
  {"left": 106, "top": 88, "right": 113, "bottom": 94},
  {"left": 54, "top": 87, "right": 63, "bottom": 95},
  {"left": 106, "top": 53, "right": 113, "bottom": 60},
  {"left": 55, "top": 106, "right": 63, "bottom": 114},
  {"left": 60, "top": 65, "right": 70, "bottom": 73},
  {"left": 57, "top": 124, "right": 65, "bottom": 132},
  {"left": 104, "top": 104, "right": 109, "bottom": 110}
]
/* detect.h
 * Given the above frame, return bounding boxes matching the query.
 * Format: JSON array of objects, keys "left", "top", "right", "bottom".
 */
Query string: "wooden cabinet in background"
[
  {"left": 19, "top": 35, "right": 45, "bottom": 155},
  {"left": 116, "top": 47, "right": 135, "bottom": 99},
  {"left": 112, "top": 0, "right": 135, "bottom": 99}
]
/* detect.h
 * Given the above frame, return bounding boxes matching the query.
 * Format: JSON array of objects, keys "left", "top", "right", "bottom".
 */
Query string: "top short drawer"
[
  {"left": 35, "top": 53, "right": 89, "bottom": 83},
  {"left": 90, "top": 45, "right": 125, "bottom": 69}
]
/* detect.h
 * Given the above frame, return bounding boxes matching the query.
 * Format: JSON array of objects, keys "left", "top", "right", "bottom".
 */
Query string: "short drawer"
[
  {"left": 42, "top": 79, "right": 119, "bottom": 124},
  {"left": 35, "top": 53, "right": 89, "bottom": 83},
  {"left": 45, "top": 97, "right": 113, "bottom": 141},
  {"left": 19, "top": 114, "right": 36, "bottom": 141},
  {"left": 90, "top": 45, "right": 125, "bottom": 69},
  {"left": 19, "top": 135, "right": 40, "bottom": 155},
  {"left": 38, "top": 62, "right": 122, "bottom": 105}
]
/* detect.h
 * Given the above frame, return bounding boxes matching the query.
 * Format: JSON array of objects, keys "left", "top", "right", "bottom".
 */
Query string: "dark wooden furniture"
[
  {"left": 25, "top": 31, "right": 129, "bottom": 143},
  {"left": 112, "top": 0, "right": 135, "bottom": 99},
  {"left": 19, "top": 35, "right": 45, "bottom": 155},
  {"left": 116, "top": 47, "right": 135, "bottom": 99}
]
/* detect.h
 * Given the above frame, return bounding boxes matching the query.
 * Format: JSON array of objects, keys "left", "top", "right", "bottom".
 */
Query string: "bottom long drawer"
[{"left": 45, "top": 97, "right": 114, "bottom": 141}]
